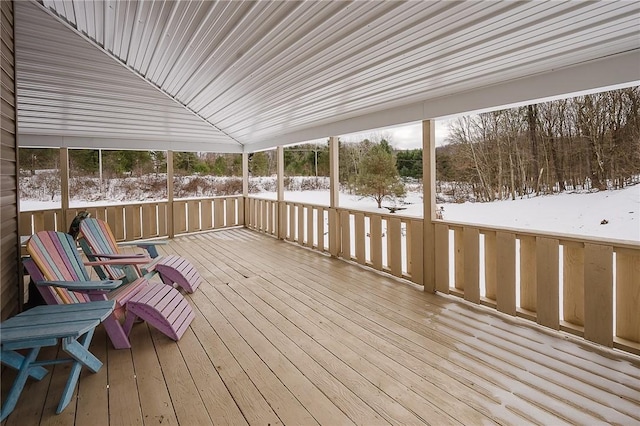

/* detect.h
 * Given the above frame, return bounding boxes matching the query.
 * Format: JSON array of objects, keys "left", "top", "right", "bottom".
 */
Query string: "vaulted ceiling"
[{"left": 15, "top": 0, "right": 640, "bottom": 153}]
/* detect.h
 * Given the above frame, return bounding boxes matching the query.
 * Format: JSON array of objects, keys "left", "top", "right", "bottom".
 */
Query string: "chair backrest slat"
[
  {"left": 26, "top": 231, "right": 91, "bottom": 304},
  {"left": 79, "top": 218, "right": 126, "bottom": 280}
]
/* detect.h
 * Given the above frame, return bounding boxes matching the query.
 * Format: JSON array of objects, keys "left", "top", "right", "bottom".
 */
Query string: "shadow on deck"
[{"left": 3, "top": 228, "right": 640, "bottom": 425}]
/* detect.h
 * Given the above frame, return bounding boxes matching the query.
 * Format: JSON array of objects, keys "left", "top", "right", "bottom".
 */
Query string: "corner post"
[
  {"left": 423, "top": 120, "right": 436, "bottom": 292},
  {"left": 166, "top": 150, "right": 175, "bottom": 238},
  {"left": 60, "top": 147, "right": 70, "bottom": 227},
  {"left": 328, "top": 136, "right": 340, "bottom": 256},
  {"left": 242, "top": 152, "right": 249, "bottom": 227},
  {"left": 277, "top": 146, "right": 285, "bottom": 239}
]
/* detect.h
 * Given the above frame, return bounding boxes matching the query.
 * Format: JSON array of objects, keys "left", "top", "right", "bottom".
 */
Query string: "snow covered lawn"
[
  {"left": 256, "top": 185, "right": 639, "bottom": 242},
  {"left": 20, "top": 185, "right": 639, "bottom": 242}
]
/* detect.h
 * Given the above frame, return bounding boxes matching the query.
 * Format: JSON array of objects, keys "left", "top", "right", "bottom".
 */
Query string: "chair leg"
[
  {"left": 57, "top": 329, "right": 99, "bottom": 414},
  {"left": 0, "top": 347, "right": 41, "bottom": 421},
  {"left": 122, "top": 311, "right": 139, "bottom": 336},
  {"left": 102, "top": 314, "right": 131, "bottom": 349}
]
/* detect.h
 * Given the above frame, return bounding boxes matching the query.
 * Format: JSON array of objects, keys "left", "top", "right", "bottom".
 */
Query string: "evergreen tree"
[
  {"left": 69, "top": 149, "right": 99, "bottom": 176},
  {"left": 249, "top": 152, "right": 270, "bottom": 176},
  {"left": 19, "top": 148, "right": 58, "bottom": 175},
  {"left": 396, "top": 149, "right": 422, "bottom": 178},
  {"left": 355, "top": 143, "right": 406, "bottom": 208}
]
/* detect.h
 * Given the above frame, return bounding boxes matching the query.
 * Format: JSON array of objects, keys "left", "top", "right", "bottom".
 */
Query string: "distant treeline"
[{"left": 441, "top": 87, "right": 640, "bottom": 201}]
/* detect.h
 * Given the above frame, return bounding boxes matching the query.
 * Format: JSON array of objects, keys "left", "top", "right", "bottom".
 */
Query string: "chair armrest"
[
  {"left": 84, "top": 257, "right": 150, "bottom": 267},
  {"left": 88, "top": 253, "right": 146, "bottom": 259},
  {"left": 117, "top": 240, "right": 167, "bottom": 258},
  {"left": 117, "top": 239, "right": 168, "bottom": 247},
  {"left": 36, "top": 279, "right": 123, "bottom": 291}
]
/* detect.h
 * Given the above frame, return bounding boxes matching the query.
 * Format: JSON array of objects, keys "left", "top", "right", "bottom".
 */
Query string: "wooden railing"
[
  {"left": 245, "top": 198, "right": 424, "bottom": 285},
  {"left": 19, "top": 196, "right": 244, "bottom": 242},
  {"left": 246, "top": 197, "right": 640, "bottom": 355},
  {"left": 433, "top": 221, "right": 640, "bottom": 354},
  {"left": 22, "top": 195, "right": 640, "bottom": 354},
  {"left": 173, "top": 196, "right": 244, "bottom": 235}
]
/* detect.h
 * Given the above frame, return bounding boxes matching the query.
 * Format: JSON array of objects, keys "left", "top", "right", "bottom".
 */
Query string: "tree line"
[{"left": 442, "top": 87, "right": 640, "bottom": 201}]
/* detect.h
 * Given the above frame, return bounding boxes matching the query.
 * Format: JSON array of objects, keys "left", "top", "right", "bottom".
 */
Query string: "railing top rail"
[
  {"left": 244, "top": 196, "right": 639, "bottom": 249},
  {"left": 174, "top": 195, "right": 242, "bottom": 202},
  {"left": 439, "top": 219, "right": 640, "bottom": 250}
]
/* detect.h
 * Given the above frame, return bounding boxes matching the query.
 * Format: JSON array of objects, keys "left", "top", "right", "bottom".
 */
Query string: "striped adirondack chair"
[
  {"left": 25, "top": 231, "right": 195, "bottom": 349},
  {"left": 78, "top": 217, "right": 202, "bottom": 293}
]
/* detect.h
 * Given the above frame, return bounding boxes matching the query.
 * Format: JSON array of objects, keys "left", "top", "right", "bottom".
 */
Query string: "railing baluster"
[
  {"left": 226, "top": 197, "right": 235, "bottom": 227},
  {"left": 237, "top": 196, "right": 244, "bottom": 226},
  {"left": 288, "top": 204, "right": 296, "bottom": 241},
  {"left": 584, "top": 243, "right": 614, "bottom": 347},
  {"left": 463, "top": 227, "right": 480, "bottom": 303},
  {"left": 173, "top": 201, "right": 187, "bottom": 235},
  {"left": 410, "top": 219, "right": 424, "bottom": 286},
  {"left": 536, "top": 237, "right": 559, "bottom": 329},
  {"left": 214, "top": 199, "right": 224, "bottom": 229},
  {"left": 561, "top": 241, "right": 584, "bottom": 329},
  {"left": 142, "top": 203, "right": 155, "bottom": 238},
  {"left": 370, "top": 215, "right": 382, "bottom": 270},
  {"left": 298, "top": 204, "right": 305, "bottom": 245},
  {"left": 341, "top": 210, "right": 351, "bottom": 260},
  {"left": 354, "top": 213, "right": 365, "bottom": 265},
  {"left": 158, "top": 203, "right": 167, "bottom": 236},
  {"left": 201, "top": 199, "right": 213, "bottom": 230},
  {"left": 188, "top": 200, "right": 200, "bottom": 233},
  {"left": 435, "top": 223, "right": 450, "bottom": 294},
  {"left": 615, "top": 248, "right": 639, "bottom": 344},
  {"left": 261, "top": 200, "right": 268, "bottom": 234},
  {"left": 484, "top": 231, "right": 497, "bottom": 301},
  {"left": 317, "top": 207, "right": 325, "bottom": 251},
  {"left": 388, "top": 217, "right": 402, "bottom": 277},
  {"left": 306, "top": 205, "right": 314, "bottom": 248},
  {"left": 519, "top": 236, "right": 537, "bottom": 315},
  {"left": 496, "top": 231, "right": 516, "bottom": 315},
  {"left": 453, "top": 227, "right": 464, "bottom": 294}
]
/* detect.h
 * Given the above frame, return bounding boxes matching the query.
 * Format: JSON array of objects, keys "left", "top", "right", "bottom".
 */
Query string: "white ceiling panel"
[
  {"left": 15, "top": 0, "right": 640, "bottom": 152},
  {"left": 15, "top": 1, "right": 242, "bottom": 152}
]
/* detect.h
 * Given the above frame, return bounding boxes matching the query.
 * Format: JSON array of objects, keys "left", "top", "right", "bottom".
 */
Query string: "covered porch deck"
[{"left": 3, "top": 228, "right": 639, "bottom": 425}]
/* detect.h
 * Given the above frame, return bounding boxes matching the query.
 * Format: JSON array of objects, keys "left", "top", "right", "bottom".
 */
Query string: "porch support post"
[
  {"left": 328, "top": 136, "right": 340, "bottom": 257},
  {"left": 166, "top": 150, "right": 174, "bottom": 238},
  {"left": 242, "top": 152, "right": 249, "bottom": 197},
  {"left": 277, "top": 146, "right": 285, "bottom": 239},
  {"left": 423, "top": 120, "right": 436, "bottom": 292},
  {"left": 242, "top": 152, "right": 249, "bottom": 227},
  {"left": 329, "top": 136, "right": 339, "bottom": 208},
  {"left": 60, "top": 147, "right": 69, "bottom": 226}
]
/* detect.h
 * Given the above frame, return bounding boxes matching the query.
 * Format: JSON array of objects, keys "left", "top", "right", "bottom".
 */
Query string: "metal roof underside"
[{"left": 15, "top": 0, "right": 640, "bottom": 153}]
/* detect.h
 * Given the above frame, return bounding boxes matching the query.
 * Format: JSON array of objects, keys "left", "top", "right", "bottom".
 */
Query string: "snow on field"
[
  {"left": 21, "top": 185, "right": 639, "bottom": 242},
  {"left": 258, "top": 184, "right": 640, "bottom": 242}
]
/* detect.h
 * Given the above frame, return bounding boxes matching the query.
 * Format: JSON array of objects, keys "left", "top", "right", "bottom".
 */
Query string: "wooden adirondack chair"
[
  {"left": 77, "top": 217, "right": 202, "bottom": 293},
  {"left": 1, "top": 301, "right": 114, "bottom": 420},
  {"left": 24, "top": 231, "right": 195, "bottom": 349}
]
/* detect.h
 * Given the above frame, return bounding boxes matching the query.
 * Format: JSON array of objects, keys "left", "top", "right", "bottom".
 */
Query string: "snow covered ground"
[
  {"left": 257, "top": 184, "right": 640, "bottom": 242},
  {"left": 20, "top": 185, "right": 639, "bottom": 242}
]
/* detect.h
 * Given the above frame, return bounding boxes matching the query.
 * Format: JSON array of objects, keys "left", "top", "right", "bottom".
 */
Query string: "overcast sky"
[
  {"left": 339, "top": 120, "right": 451, "bottom": 149},
  {"left": 289, "top": 120, "right": 453, "bottom": 151}
]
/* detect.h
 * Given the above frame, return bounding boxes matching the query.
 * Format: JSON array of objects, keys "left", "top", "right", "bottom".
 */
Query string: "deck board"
[{"left": 6, "top": 228, "right": 640, "bottom": 425}]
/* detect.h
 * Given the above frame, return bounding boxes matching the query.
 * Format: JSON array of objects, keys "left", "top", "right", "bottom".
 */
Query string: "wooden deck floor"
[{"left": 3, "top": 228, "right": 640, "bottom": 425}]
